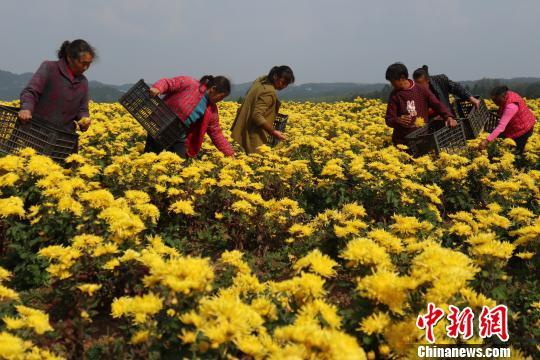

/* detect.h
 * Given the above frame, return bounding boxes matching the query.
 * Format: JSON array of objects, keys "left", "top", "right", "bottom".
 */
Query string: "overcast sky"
[{"left": 1, "top": 0, "right": 538, "bottom": 85}]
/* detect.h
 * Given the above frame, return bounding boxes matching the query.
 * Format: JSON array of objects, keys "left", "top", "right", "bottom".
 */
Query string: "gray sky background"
[{"left": 1, "top": 0, "right": 538, "bottom": 85}]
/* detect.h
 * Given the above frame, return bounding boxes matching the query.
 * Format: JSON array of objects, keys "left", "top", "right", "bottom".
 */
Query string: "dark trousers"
[
  {"left": 513, "top": 128, "right": 534, "bottom": 155},
  {"left": 143, "top": 135, "right": 187, "bottom": 158}
]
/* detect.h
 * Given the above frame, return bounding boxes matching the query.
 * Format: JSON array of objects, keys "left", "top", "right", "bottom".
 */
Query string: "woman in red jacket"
[
  {"left": 479, "top": 86, "right": 536, "bottom": 154},
  {"left": 145, "top": 75, "right": 235, "bottom": 158}
]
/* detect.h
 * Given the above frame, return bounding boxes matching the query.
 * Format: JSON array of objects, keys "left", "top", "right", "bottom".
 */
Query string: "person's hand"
[
  {"left": 272, "top": 129, "right": 287, "bottom": 141},
  {"left": 478, "top": 139, "right": 489, "bottom": 151},
  {"left": 18, "top": 109, "right": 32, "bottom": 122},
  {"left": 149, "top": 87, "right": 160, "bottom": 97},
  {"left": 397, "top": 115, "right": 413, "bottom": 127},
  {"left": 446, "top": 117, "right": 458, "bottom": 128},
  {"left": 78, "top": 117, "right": 92, "bottom": 132},
  {"left": 470, "top": 97, "right": 481, "bottom": 109}
]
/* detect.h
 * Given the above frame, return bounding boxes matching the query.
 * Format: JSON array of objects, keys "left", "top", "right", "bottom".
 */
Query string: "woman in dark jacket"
[
  {"left": 413, "top": 65, "right": 480, "bottom": 115},
  {"left": 19, "top": 39, "right": 96, "bottom": 133}
]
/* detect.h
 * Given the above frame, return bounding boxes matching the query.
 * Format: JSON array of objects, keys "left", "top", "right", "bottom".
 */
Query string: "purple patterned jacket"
[{"left": 20, "top": 59, "right": 89, "bottom": 132}]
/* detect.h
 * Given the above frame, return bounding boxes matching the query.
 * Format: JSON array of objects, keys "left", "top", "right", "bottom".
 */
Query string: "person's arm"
[
  {"left": 446, "top": 76, "right": 480, "bottom": 108},
  {"left": 385, "top": 94, "right": 401, "bottom": 128},
  {"left": 151, "top": 76, "right": 189, "bottom": 95},
  {"left": 385, "top": 95, "right": 413, "bottom": 128},
  {"left": 77, "top": 86, "right": 91, "bottom": 131},
  {"left": 76, "top": 85, "right": 91, "bottom": 131},
  {"left": 252, "top": 92, "right": 274, "bottom": 130},
  {"left": 78, "top": 85, "right": 90, "bottom": 120},
  {"left": 206, "top": 114, "right": 235, "bottom": 157},
  {"left": 250, "top": 92, "right": 285, "bottom": 140},
  {"left": 445, "top": 75, "right": 472, "bottom": 100},
  {"left": 19, "top": 61, "right": 50, "bottom": 119},
  {"left": 486, "top": 103, "right": 519, "bottom": 142}
]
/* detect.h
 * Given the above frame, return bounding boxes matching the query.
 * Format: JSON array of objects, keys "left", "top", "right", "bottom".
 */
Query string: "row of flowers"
[{"left": 0, "top": 98, "right": 537, "bottom": 358}]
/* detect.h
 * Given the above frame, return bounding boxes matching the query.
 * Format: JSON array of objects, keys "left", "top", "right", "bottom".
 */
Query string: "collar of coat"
[
  {"left": 58, "top": 58, "right": 85, "bottom": 84},
  {"left": 197, "top": 83, "right": 208, "bottom": 95},
  {"left": 257, "top": 76, "right": 276, "bottom": 89}
]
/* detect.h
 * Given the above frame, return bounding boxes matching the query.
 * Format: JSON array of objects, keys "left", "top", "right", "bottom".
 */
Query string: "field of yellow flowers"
[{"left": 0, "top": 98, "right": 538, "bottom": 359}]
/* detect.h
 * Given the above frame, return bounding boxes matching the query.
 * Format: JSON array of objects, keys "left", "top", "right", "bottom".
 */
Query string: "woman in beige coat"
[{"left": 231, "top": 66, "right": 295, "bottom": 154}]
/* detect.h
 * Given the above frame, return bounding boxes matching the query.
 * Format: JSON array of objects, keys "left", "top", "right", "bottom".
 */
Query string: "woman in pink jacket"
[
  {"left": 145, "top": 75, "right": 235, "bottom": 158},
  {"left": 479, "top": 86, "right": 536, "bottom": 154}
]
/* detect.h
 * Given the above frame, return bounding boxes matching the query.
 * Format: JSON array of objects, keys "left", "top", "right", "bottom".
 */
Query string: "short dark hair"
[
  {"left": 57, "top": 39, "right": 96, "bottom": 60},
  {"left": 413, "top": 65, "right": 430, "bottom": 80},
  {"left": 491, "top": 85, "right": 509, "bottom": 98},
  {"left": 268, "top": 65, "right": 295, "bottom": 85},
  {"left": 385, "top": 63, "right": 408, "bottom": 81},
  {"left": 199, "top": 75, "right": 231, "bottom": 95}
]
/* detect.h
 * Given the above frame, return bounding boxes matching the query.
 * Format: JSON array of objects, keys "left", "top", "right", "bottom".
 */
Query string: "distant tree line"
[
  {"left": 3, "top": 68, "right": 540, "bottom": 104},
  {"left": 465, "top": 78, "right": 540, "bottom": 99}
]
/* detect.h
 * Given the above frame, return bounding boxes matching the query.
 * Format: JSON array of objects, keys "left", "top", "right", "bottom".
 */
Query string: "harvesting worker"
[
  {"left": 413, "top": 65, "right": 481, "bottom": 115},
  {"left": 231, "top": 65, "right": 295, "bottom": 154},
  {"left": 146, "top": 75, "right": 235, "bottom": 158},
  {"left": 19, "top": 39, "right": 95, "bottom": 133},
  {"left": 478, "top": 86, "right": 536, "bottom": 154},
  {"left": 384, "top": 63, "right": 457, "bottom": 146}
]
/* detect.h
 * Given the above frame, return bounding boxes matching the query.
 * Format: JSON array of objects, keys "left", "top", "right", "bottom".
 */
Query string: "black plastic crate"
[
  {"left": 406, "top": 120, "right": 467, "bottom": 157},
  {"left": 0, "top": 105, "right": 78, "bottom": 162},
  {"left": 268, "top": 114, "right": 289, "bottom": 147},
  {"left": 119, "top": 79, "right": 187, "bottom": 149},
  {"left": 455, "top": 100, "right": 473, "bottom": 118},
  {"left": 462, "top": 100, "right": 490, "bottom": 139},
  {"left": 484, "top": 111, "right": 499, "bottom": 133},
  {"left": 434, "top": 120, "right": 468, "bottom": 154},
  {"left": 405, "top": 125, "right": 434, "bottom": 157},
  {"left": 454, "top": 95, "right": 480, "bottom": 118}
]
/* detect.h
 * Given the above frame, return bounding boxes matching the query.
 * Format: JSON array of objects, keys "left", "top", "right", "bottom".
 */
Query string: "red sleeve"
[
  {"left": 20, "top": 61, "right": 50, "bottom": 113},
  {"left": 385, "top": 93, "right": 399, "bottom": 128},
  {"left": 207, "top": 113, "right": 235, "bottom": 156},
  {"left": 425, "top": 87, "right": 452, "bottom": 119},
  {"left": 152, "top": 76, "right": 189, "bottom": 95}
]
